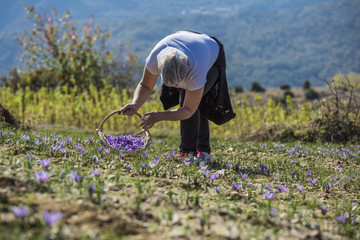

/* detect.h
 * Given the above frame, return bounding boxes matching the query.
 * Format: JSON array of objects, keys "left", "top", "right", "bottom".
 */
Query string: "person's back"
[{"left": 146, "top": 31, "right": 220, "bottom": 91}]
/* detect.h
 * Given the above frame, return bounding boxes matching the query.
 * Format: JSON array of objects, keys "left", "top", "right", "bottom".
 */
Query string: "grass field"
[{"left": 0, "top": 127, "right": 359, "bottom": 240}]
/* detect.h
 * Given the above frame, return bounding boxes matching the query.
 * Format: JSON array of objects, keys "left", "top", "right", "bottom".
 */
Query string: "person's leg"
[
  {"left": 196, "top": 114, "right": 210, "bottom": 153},
  {"left": 196, "top": 65, "right": 219, "bottom": 154},
  {"left": 179, "top": 89, "right": 199, "bottom": 155}
]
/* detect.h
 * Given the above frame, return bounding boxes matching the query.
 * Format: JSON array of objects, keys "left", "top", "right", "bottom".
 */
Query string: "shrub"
[
  {"left": 283, "top": 89, "right": 295, "bottom": 99},
  {"left": 311, "top": 73, "right": 360, "bottom": 142},
  {"left": 280, "top": 84, "right": 291, "bottom": 90},
  {"left": 250, "top": 81, "right": 265, "bottom": 92},
  {"left": 234, "top": 85, "right": 244, "bottom": 93},
  {"left": 305, "top": 88, "right": 320, "bottom": 100}
]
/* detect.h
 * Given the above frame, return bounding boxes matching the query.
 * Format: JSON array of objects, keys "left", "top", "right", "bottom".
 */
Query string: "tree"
[
  {"left": 250, "top": 81, "right": 265, "bottom": 92},
  {"left": 303, "top": 80, "right": 311, "bottom": 90},
  {"left": 280, "top": 84, "right": 291, "bottom": 90},
  {"left": 234, "top": 85, "right": 244, "bottom": 93},
  {"left": 12, "top": 6, "right": 141, "bottom": 92}
]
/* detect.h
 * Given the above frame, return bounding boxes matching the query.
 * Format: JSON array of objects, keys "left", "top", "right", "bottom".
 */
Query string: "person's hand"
[
  {"left": 140, "top": 111, "right": 160, "bottom": 130},
  {"left": 120, "top": 104, "right": 139, "bottom": 116}
]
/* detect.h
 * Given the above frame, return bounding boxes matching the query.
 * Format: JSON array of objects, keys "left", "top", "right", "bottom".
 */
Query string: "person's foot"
[
  {"left": 176, "top": 152, "right": 189, "bottom": 160},
  {"left": 194, "top": 151, "right": 212, "bottom": 163}
]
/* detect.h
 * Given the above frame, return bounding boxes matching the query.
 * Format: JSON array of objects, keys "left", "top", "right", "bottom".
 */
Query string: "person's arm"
[
  {"left": 140, "top": 86, "right": 204, "bottom": 130},
  {"left": 121, "top": 67, "right": 159, "bottom": 116}
]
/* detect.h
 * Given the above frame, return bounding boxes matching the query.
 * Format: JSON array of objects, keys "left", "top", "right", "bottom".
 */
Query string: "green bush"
[
  {"left": 280, "top": 84, "right": 291, "bottom": 90},
  {"left": 10, "top": 6, "right": 141, "bottom": 92},
  {"left": 283, "top": 89, "right": 295, "bottom": 99},
  {"left": 250, "top": 81, "right": 265, "bottom": 92},
  {"left": 234, "top": 85, "right": 244, "bottom": 93},
  {"left": 305, "top": 88, "right": 320, "bottom": 100}
]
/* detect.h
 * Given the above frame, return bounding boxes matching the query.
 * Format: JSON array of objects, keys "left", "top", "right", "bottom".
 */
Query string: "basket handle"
[{"left": 96, "top": 109, "right": 143, "bottom": 133}]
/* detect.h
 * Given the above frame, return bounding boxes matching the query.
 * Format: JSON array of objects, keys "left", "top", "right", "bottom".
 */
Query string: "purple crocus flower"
[
  {"left": 26, "top": 154, "right": 34, "bottom": 163},
  {"left": 89, "top": 184, "right": 96, "bottom": 193},
  {"left": 226, "top": 164, "right": 232, "bottom": 170},
  {"left": 214, "top": 186, "right": 220, "bottom": 193},
  {"left": 306, "top": 171, "right": 311, "bottom": 177},
  {"left": 232, "top": 182, "right": 241, "bottom": 191},
  {"left": 327, "top": 183, "right": 332, "bottom": 189},
  {"left": 106, "top": 135, "right": 144, "bottom": 152},
  {"left": 104, "top": 148, "right": 110, "bottom": 154},
  {"left": 336, "top": 166, "right": 343, "bottom": 171},
  {"left": 75, "top": 144, "right": 82, "bottom": 150},
  {"left": 198, "top": 217, "right": 203, "bottom": 227},
  {"left": 164, "top": 151, "right": 176, "bottom": 159},
  {"left": 98, "top": 147, "right": 103, "bottom": 154},
  {"left": 297, "top": 185, "right": 303, "bottom": 193},
  {"left": 87, "top": 136, "right": 94, "bottom": 142},
  {"left": 93, "top": 155, "right": 99, "bottom": 164},
  {"left": 153, "top": 156, "right": 160, "bottom": 164},
  {"left": 90, "top": 169, "right": 100, "bottom": 177},
  {"left": 209, "top": 174, "right": 217, "bottom": 181},
  {"left": 140, "top": 163, "right": 146, "bottom": 168},
  {"left": 289, "top": 169, "right": 295, "bottom": 175},
  {"left": 336, "top": 215, "right": 347, "bottom": 223},
  {"left": 260, "top": 163, "right": 267, "bottom": 169},
  {"left": 202, "top": 170, "right": 209, "bottom": 177},
  {"left": 277, "top": 185, "right": 289, "bottom": 192},
  {"left": 246, "top": 181, "right": 252, "bottom": 188},
  {"left": 119, "top": 152, "right": 125, "bottom": 159},
  {"left": 240, "top": 173, "right": 248, "bottom": 179},
  {"left": 265, "top": 183, "right": 272, "bottom": 191},
  {"left": 332, "top": 176, "right": 338, "bottom": 181},
  {"left": 21, "top": 134, "right": 30, "bottom": 142},
  {"left": 35, "top": 138, "right": 41, "bottom": 145},
  {"left": 263, "top": 191, "right": 275, "bottom": 200},
  {"left": 149, "top": 161, "right": 156, "bottom": 169},
  {"left": 183, "top": 159, "right": 191, "bottom": 166},
  {"left": 126, "top": 164, "right": 131, "bottom": 170},
  {"left": 43, "top": 210, "right": 62, "bottom": 225},
  {"left": 320, "top": 205, "right": 327, "bottom": 214},
  {"left": 68, "top": 171, "right": 82, "bottom": 182},
  {"left": 12, "top": 206, "right": 28, "bottom": 219},
  {"left": 270, "top": 207, "right": 277, "bottom": 216},
  {"left": 80, "top": 148, "right": 88, "bottom": 155},
  {"left": 39, "top": 158, "right": 50, "bottom": 168},
  {"left": 309, "top": 178, "right": 318, "bottom": 185},
  {"left": 34, "top": 171, "right": 49, "bottom": 183},
  {"left": 199, "top": 161, "right": 208, "bottom": 170},
  {"left": 60, "top": 147, "right": 67, "bottom": 155}
]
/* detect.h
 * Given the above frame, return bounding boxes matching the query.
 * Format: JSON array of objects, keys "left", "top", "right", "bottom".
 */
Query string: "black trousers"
[{"left": 179, "top": 65, "right": 219, "bottom": 154}]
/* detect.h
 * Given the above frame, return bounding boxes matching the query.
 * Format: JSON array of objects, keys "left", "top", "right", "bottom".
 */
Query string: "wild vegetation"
[
  {"left": 1, "top": 0, "right": 360, "bottom": 89},
  {"left": 1, "top": 4, "right": 360, "bottom": 240}
]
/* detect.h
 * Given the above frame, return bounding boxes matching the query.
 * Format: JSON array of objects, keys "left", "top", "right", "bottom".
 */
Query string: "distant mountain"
[{"left": 0, "top": 0, "right": 359, "bottom": 88}]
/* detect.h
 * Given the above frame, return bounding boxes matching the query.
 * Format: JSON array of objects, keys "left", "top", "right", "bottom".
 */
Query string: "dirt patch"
[{"left": 0, "top": 176, "right": 49, "bottom": 196}]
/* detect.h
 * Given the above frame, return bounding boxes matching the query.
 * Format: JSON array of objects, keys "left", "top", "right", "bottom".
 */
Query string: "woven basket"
[{"left": 96, "top": 109, "right": 151, "bottom": 152}]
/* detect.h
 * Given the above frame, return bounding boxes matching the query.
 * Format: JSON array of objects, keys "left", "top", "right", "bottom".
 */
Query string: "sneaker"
[
  {"left": 176, "top": 152, "right": 189, "bottom": 160},
  {"left": 194, "top": 151, "right": 212, "bottom": 163}
]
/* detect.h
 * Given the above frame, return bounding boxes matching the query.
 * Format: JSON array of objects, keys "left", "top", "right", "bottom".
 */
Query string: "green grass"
[{"left": 0, "top": 127, "right": 359, "bottom": 239}]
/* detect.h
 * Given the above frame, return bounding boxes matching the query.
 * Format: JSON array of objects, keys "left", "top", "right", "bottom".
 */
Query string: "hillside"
[{"left": 0, "top": 0, "right": 359, "bottom": 88}]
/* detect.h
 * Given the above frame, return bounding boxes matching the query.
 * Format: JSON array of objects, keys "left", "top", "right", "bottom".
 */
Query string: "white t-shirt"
[{"left": 145, "top": 31, "right": 220, "bottom": 91}]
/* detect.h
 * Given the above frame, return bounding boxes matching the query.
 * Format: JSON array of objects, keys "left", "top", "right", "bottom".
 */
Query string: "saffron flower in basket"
[{"left": 106, "top": 134, "right": 144, "bottom": 152}]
